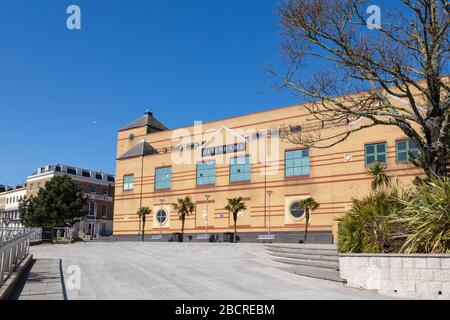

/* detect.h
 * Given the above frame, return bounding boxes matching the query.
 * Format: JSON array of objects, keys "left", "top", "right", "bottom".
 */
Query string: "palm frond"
[
  {"left": 337, "top": 189, "right": 406, "bottom": 253},
  {"left": 396, "top": 177, "right": 450, "bottom": 253},
  {"left": 368, "top": 162, "right": 391, "bottom": 191},
  {"left": 224, "top": 197, "right": 247, "bottom": 215},
  {"left": 299, "top": 197, "right": 320, "bottom": 210},
  {"left": 172, "top": 196, "right": 195, "bottom": 219},
  {"left": 137, "top": 206, "right": 151, "bottom": 217}
]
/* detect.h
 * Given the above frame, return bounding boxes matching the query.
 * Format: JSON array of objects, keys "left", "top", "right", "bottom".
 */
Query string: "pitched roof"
[
  {"left": 118, "top": 140, "right": 159, "bottom": 160},
  {"left": 119, "top": 111, "right": 168, "bottom": 132}
]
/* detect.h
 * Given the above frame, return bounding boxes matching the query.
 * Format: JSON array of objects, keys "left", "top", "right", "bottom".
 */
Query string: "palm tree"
[
  {"left": 172, "top": 196, "right": 195, "bottom": 242},
  {"left": 299, "top": 197, "right": 319, "bottom": 244},
  {"left": 224, "top": 197, "right": 247, "bottom": 243},
  {"left": 368, "top": 162, "right": 391, "bottom": 191},
  {"left": 137, "top": 207, "right": 152, "bottom": 242}
]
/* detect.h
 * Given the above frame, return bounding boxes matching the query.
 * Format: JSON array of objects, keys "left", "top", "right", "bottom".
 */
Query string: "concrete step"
[
  {"left": 279, "top": 265, "right": 344, "bottom": 283},
  {"left": 265, "top": 243, "right": 337, "bottom": 250},
  {"left": 265, "top": 244, "right": 342, "bottom": 283},
  {"left": 272, "top": 257, "right": 339, "bottom": 270},
  {"left": 264, "top": 246, "right": 338, "bottom": 257},
  {"left": 265, "top": 244, "right": 337, "bottom": 251},
  {"left": 266, "top": 250, "right": 339, "bottom": 262}
]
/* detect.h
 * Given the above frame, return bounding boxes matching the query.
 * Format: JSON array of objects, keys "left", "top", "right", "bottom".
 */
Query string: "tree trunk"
[
  {"left": 304, "top": 209, "right": 310, "bottom": 244},
  {"left": 138, "top": 217, "right": 141, "bottom": 238},
  {"left": 424, "top": 147, "right": 448, "bottom": 178},
  {"left": 181, "top": 214, "right": 185, "bottom": 242},
  {"left": 233, "top": 212, "right": 238, "bottom": 243},
  {"left": 423, "top": 120, "right": 449, "bottom": 178},
  {"left": 142, "top": 216, "right": 145, "bottom": 242}
]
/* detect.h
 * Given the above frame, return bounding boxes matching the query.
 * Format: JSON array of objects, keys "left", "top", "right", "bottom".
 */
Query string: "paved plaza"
[{"left": 12, "top": 242, "right": 388, "bottom": 300}]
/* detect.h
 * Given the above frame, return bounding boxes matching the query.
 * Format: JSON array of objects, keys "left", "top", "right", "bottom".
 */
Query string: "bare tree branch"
[{"left": 276, "top": 0, "right": 449, "bottom": 177}]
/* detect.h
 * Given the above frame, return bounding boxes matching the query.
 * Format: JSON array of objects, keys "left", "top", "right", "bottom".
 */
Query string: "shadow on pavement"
[{"left": 9, "top": 259, "right": 66, "bottom": 300}]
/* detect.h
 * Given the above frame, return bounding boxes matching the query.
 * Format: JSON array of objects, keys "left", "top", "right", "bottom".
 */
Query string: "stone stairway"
[{"left": 264, "top": 243, "right": 345, "bottom": 283}]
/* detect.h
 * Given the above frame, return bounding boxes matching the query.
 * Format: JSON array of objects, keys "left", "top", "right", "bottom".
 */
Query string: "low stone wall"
[{"left": 339, "top": 254, "right": 450, "bottom": 299}]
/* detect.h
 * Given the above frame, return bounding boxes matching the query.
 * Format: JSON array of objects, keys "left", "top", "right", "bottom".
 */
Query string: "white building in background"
[
  {"left": 0, "top": 186, "right": 26, "bottom": 229},
  {"left": 26, "top": 164, "right": 115, "bottom": 237}
]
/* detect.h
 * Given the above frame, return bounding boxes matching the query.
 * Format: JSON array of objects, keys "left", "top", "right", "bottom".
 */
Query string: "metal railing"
[
  {"left": 0, "top": 228, "right": 41, "bottom": 244},
  {"left": 53, "top": 227, "right": 76, "bottom": 240},
  {"left": 0, "top": 228, "right": 26, "bottom": 244},
  {"left": 0, "top": 231, "right": 33, "bottom": 287},
  {"left": 29, "top": 228, "right": 42, "bottom": 241}
]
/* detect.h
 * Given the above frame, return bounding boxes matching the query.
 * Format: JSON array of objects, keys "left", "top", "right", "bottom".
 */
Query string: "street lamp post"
[
  {"left": 267, "top": 191, "right": 273, "bottom": 236},
  {"left": 204, "top": 195, "right": 210, "bottom": 242},
  {"left": 159, "top": 199, "right": 165, "bottom": 241}
]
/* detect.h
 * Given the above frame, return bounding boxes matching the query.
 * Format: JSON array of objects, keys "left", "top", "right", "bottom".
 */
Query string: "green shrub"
[
  {"left": 52, "top": 239, "right": 72, "bottom": 245},
  {"left": 397, "top": 177, "right": 450, "bottom": 253},
  {"left": 338, "top": 177, "right": 450, "bottom": 254},
  {"left": 337, "top": 189, "right": 407, "bottom": 253}
]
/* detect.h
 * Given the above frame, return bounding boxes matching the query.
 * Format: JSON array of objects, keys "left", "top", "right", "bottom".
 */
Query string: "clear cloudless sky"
[{"left": 0, "top": 0, "right": 392, "bottom": 184}]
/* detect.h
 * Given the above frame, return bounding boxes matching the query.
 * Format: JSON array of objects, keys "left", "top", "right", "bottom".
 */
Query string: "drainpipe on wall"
[
  {"left": 264, "top": 134, "right": 268, "bottom": 228},
  {"left": 138, "top": 155, "right": 144, "bottom": 239}
]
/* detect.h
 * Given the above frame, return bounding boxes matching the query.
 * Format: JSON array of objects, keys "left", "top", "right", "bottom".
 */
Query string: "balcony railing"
[{"left": 85, "top": 193, "right": 113, "bottom": 202}]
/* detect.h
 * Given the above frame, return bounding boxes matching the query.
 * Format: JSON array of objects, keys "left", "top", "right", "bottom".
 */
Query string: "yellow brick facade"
[{"left": 114, "top": 103, "right": 423, "bottom": 243}]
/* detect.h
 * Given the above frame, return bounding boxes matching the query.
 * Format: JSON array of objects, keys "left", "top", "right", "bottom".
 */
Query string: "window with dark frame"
[
  {"left": 285, "top": 149, "right": 310, "bottom": 177},
  {"left": 396, "top": 140, "right": 420, "bottom": 163},
  {"left": 82, "top": 170, "right": 91, "bottom": 178},
  {"left": 101, "top": 205, "right": 107, "bottom": 218},
  {"left": 365, "top": 143, "right": 387, "bottom": 165}
]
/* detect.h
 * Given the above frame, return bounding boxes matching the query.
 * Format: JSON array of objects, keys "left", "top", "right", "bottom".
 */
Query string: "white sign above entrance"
[{"left": 202, "top": 142, "right": 246, "bottom": 157}]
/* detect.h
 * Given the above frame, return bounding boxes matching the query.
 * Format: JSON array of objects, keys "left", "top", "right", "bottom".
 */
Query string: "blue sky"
[
  {"left": 0, "top": 0, "right": 398, "bottom": 185},
  {"left": 0, "top": 0, "right": 300, "bottom": 184}
]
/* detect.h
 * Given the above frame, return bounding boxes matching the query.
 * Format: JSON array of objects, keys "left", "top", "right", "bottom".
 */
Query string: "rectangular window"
[
  {"left": 155, "top": 167, "right": 172, "bottom": 190},
  {"left": 29, "top": 183, "right": 34, "bottom": 192},
  {"left": 103, "top": 187, "right": 108, "bottom": 195},
  {"left": 197, "top": 161, "right": 216, "bottom": 186},
  {"left": 230, "top": 156, "right": 251, "bottom": 182},
  {"left": 365, "top": 143, "right": 387, "bottom": 165},
  {"left": 82, "top": 170, "right": 91, "bottom": 178},
  {"left": 285, "top": 149, "right": 310, "bottom": 177},
  {"left": 89, "top": 202, "right": 96, "bottom": 216},
  {"left": 123, "top": 175, "right": 134, "bottom": 191},
  {"left": 37, "top": 182, "right": 42, "bottom": 189},
  {"left": 396, "top": 140, "right": 419, "bottom": 163},
  {"left": 101, "top": 205, "right": 107, "bottom": 218},
  {"left": 90, "top": 185, "right": 97, "bottom": 194}
]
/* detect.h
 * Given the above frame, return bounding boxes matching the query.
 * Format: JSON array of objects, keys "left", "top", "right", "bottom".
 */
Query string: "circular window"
[
  {"left": 289, "top": 201, "right": 305, "bottom": 219},
  {"left": 156, "top": 209, "right": 167, "bottom": 225}
]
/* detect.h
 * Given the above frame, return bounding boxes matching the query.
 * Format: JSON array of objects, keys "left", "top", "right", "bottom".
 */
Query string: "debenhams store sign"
[{"left": 202, "top": 142, "right": 246, "bottom": 157}]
